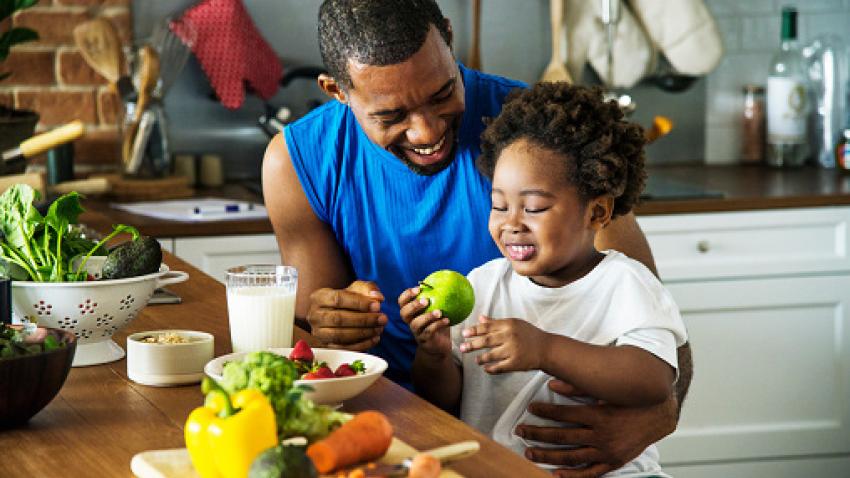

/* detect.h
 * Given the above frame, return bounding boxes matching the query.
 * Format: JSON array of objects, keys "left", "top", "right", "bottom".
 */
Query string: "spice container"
[
  {"left": 836, "top": 129, "right": 850, "bottom": 171},
  {"left": 741, "top": 84, "right": 766, "bottom": 164}
]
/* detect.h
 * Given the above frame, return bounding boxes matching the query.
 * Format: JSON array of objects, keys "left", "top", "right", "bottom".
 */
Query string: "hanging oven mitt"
[
  {"left": 628, "top": 0, "right": 723, "bottom": 76},
  {"left": 565, "top": 0, "right": 655, "bottom": 88},
  {"left": 171, "top": 0, "right": 283, "bottom": 109}
]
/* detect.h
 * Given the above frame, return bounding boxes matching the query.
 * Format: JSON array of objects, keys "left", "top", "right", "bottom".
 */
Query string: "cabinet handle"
[{"left": 696, "top": 240, "right": 710, "bottom": 253}]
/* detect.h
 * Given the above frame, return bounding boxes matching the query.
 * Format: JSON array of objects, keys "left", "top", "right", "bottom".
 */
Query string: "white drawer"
[{"left": 637, "top": 207, "right": 850, "bottom": 281}]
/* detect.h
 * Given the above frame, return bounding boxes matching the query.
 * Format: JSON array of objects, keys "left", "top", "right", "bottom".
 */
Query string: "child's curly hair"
[{"left": 478, "top": 83, "right": 646, "bottom": 218}]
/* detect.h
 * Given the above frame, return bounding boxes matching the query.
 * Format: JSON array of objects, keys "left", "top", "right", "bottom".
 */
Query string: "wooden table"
[{"left": 1, "top": 254, "right": 548, "bottom": 478}]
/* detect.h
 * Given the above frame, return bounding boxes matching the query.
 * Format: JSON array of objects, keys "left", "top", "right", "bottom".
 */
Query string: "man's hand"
[
  {"left": 515, "top": 380, "right": 678, "bottom": 478},
  {"left": 307, "top": 280, "right": 388, "bottom": 351},
  {"left": 459, "top": 316, "right": 549, "bottom": 373}
]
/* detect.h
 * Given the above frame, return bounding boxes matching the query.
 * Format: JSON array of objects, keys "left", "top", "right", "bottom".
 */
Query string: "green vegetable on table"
[
  {"left": 248, "top": 444, "right": 317, "bottom": 478},
  {"left": 219, "top": 351, "right": 348, "bottom": 443},
  {"left": 0, "top": 184, "right": 139, "bottom": 282},
  {"left": 0, "top": 324, "right": 64, "bottom": 359},
  {"left": 101, "top": 235, "right": 163, "bottom": 279}
]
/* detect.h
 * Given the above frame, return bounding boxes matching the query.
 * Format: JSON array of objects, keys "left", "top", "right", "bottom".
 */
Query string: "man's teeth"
[
  {"left": 508, "top": 245, "right": 534, "bottom": 254},
  {"left": 412, "top": 136, "right": 445, "bottom": 155}
]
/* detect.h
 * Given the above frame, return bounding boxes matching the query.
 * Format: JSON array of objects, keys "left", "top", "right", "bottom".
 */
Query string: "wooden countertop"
[
  {"left": 80, "top": 166, "right": 850, "bottom": 238},
  {"left": 635, "top": 165, "right": 850, "bottom": 215},
  {"left": 1, "top": 240, "right": 548, "bottom": 477}
]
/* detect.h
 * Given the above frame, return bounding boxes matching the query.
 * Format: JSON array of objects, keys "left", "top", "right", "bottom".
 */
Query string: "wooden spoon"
[
  {"left": 73, "top": 18, "right": 124, "bottom": 88},
  {"left": 540, "top": 0, "right": 572, "bottom": 83},
  {"left": 467, "top": 0, "right": 482, "bottom": 70},
  {"left": 122, "top": 45, "right": 160, "bottom": 170}
]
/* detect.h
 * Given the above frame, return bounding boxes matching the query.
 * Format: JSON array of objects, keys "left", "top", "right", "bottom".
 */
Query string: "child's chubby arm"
[
  {"left": 398, "top": 286, "right": 462, "bottom": 411},
  {"left": 461, "top": 316, "right": 675, "bottom": 407}
]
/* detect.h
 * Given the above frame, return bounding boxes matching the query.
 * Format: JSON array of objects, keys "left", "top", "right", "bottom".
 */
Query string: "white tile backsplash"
[
  {"left": 706, "top": 0, "right": 777, "bottom": 16},
  {"left": 703, "top": 0, "right": 849, "bottom": 162},
  {"left": 775, "top": 0, "right": 846, "bottom": 13}
]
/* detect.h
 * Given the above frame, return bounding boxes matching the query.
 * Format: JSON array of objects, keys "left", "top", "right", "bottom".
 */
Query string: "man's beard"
[
  {"left": 388, "top": 117, "right": 462, "bottom": 176},
  {"left": 391, "top": 141, "right": 458, "bottom": 176}
]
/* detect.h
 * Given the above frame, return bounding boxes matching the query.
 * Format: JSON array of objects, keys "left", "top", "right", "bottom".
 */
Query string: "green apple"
[{"left": 416, "top": 270, "right": 475, "bottom": 326}]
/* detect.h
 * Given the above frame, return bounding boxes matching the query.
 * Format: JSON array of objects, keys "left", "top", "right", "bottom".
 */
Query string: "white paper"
[{"left": 111, "top": 198, "right": 268, "bottom": 222}]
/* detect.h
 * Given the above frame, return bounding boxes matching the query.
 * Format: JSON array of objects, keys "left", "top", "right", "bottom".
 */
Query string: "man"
[{"left": 262, "top": 1, "right": 692, "bottom": 476}]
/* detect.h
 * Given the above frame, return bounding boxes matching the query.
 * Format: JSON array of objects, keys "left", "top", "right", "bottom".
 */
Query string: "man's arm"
[
  {"left": 595, "top": 211, "right": 657, "bottom": 276},
  {"left": 262, "top": 132, "right": 355, "bottom": 321}
]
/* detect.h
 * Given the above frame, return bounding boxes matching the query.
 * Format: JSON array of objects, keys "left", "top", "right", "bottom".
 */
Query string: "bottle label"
[{"left": 767, "top": 76, "right": 807, "bottom": 144}]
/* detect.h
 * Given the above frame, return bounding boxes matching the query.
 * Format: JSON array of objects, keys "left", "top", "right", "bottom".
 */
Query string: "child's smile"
[{"left": 488, "top": 138, "right": 607, "bottom": 287}]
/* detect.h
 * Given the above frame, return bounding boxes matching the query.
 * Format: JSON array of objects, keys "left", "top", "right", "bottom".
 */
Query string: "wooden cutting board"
[
  {"left": 130, "top": 438, "right": 465, "bottom": 478},
  {"left": 98, "top": 174, "right": 195, "bottom": 201}
]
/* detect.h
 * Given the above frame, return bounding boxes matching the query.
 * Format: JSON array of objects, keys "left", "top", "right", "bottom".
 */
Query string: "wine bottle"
[{"left": 766, "top": 7, "right": 809, "bottom": 167}]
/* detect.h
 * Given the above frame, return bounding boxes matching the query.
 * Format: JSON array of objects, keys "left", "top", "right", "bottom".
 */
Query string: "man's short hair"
[{"left": 318, "top": 0, "right": 452, "bottom": 90}]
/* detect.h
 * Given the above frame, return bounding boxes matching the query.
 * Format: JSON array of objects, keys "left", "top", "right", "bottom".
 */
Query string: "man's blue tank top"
[{"left": 284, "top": 64, "right": 525, "bottom": 388}]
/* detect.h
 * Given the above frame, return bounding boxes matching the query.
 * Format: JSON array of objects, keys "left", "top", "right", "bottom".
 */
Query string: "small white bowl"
[
  {"left": 204, "top": 348, "right": 387, "bottom": 405},
  {"left": 127, "top": 330, "right": 214, "bottom": 387}
]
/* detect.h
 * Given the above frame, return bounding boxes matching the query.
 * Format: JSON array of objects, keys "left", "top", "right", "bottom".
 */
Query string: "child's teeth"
[{"left": 413, "top": 136, "right": 445, "bottom": 155}]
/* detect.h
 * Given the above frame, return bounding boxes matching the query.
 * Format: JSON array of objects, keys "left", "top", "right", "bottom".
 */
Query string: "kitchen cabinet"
[
  {"left": 172, "top": 234, "right": 280, "bottom": 283},
  {"left": 637, "top": 206, "right": 850, "bottom": 477}
]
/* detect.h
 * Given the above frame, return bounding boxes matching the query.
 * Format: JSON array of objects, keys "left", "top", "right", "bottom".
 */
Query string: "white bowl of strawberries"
[{"left": 203, "top": 340, "right": 388, "bottom": 405}]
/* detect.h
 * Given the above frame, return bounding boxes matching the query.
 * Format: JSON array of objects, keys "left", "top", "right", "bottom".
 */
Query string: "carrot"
[
  {"left": 408, "top": 453, "right": 441, "bottom": 478},
  {"left": 306, "top": 411, "right": 394, "bottom": 473}
]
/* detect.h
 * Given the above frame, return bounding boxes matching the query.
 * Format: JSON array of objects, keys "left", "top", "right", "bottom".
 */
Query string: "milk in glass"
[{"left": 227, "top": 286, "right": 296, "bottom": 353}]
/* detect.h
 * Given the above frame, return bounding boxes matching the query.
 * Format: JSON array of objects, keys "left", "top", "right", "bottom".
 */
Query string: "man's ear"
[
  {"left": 587, "top": 195, "right": 615, "bottom": 231},
  {"left": 318, "top": 74, "right": 347, "bottom": 103},
  {"left": 443, "top": 18, "right": 454, "bottom": 47}
]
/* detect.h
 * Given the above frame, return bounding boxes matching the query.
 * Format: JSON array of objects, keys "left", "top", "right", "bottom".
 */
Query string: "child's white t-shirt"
[{"left": 451, "top": 250, "right": 688, "bottom": 477}]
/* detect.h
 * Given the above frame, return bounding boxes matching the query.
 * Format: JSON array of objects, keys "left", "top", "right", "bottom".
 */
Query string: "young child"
[{"left": 398, "top": 83, "right": 687, "bottom": 477}]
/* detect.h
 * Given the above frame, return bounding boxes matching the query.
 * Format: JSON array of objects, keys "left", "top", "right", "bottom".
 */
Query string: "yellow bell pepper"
[{"left": 185, "top": 380, "right": 278, "bottom": 478}]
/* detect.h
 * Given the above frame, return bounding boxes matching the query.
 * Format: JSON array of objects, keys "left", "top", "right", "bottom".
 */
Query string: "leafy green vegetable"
[
  {"left": 0, "top": 324, "right": 65, "bottom": 359},
  {"left": 0, "top": 184, "right": 139, "bottom": 282},
  {"left": 249, "top": 444, "right": 317, "bottom": 478},
  {"left": 219, "top": 351, "right": 347, "bottom": 442}
]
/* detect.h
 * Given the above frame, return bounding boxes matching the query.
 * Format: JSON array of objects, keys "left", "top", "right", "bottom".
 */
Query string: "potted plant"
[{"left": 1, "top": 0, "right": 40, "bottom": 175}]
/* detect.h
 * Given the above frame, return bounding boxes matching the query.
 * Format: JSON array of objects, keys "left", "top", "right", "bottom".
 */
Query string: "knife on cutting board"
[{"left": 345, "top": 440, "right": 480, "bottom": 477}]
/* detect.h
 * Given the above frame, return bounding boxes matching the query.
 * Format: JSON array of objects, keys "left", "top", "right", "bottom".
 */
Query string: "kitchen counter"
[
  {"left": 79, "top": 166, "right": 850, "bottom": 238},
  {"left": 1, "top": 236, "right": 548, "bottom": 477}
]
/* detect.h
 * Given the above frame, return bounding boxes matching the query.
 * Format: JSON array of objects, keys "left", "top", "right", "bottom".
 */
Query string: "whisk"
[{"left": 150, "top": 17, "right": 196, "bottom": 99}]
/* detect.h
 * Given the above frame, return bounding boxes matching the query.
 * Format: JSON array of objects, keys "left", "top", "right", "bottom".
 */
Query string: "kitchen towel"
[{"left": 171, "top": 0, "right": 282, "bottom": 109}]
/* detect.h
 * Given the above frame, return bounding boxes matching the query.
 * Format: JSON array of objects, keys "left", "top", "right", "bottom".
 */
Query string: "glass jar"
[{"left": 741, "top": 84, "right": 766, "bottom": 164}]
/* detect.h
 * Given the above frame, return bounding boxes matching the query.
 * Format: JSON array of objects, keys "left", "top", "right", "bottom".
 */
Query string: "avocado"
[
  {"left": 101, "top": 236, "right": 162, "bottom": 280},
  {"left": 249, "top": 444, "right": 317, "bottom": 478}
]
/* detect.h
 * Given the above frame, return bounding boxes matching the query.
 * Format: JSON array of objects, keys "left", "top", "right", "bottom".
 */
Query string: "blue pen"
[{"left": 191, "top": 203, "right": 255, "bottom": 216}]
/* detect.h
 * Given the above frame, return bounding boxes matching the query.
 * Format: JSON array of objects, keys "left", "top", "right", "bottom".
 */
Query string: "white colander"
[{"left": 11, "top": 257, "right": 188, "bottom": 367}]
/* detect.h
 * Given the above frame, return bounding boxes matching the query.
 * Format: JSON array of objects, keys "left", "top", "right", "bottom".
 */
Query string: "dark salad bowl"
[{"left": 0, "top": 326, "right": 77, "bottom": 428}]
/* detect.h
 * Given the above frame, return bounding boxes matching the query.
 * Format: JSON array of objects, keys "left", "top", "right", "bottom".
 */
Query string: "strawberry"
[
  {"left": 335, "top": 360, "right": 366, "bottom": 377},
  {"left": 303, "top": 365, "right": 335, "bottom": 380},
  {"left": 288, "top": 339, "right": 314, "bottom": 363},
  {"left": 334, "top": 363, "right": 356, "bottom": 377}
]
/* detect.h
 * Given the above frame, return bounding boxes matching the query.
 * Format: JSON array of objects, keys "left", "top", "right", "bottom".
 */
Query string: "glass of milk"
[{"left": 225, "top": 265, "right": 297, "bottom": 353}]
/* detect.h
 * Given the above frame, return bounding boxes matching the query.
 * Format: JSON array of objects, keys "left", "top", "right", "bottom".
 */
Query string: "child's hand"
[
  {"left": 459, "top": 315, "right": 549, "bottom": 374},
  {"left": 398, "top": 286, "right": 452, "bottom": 357}
]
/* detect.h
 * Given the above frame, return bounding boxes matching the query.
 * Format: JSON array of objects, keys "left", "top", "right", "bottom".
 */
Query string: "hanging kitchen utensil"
[
  {"left": 540, "top": 0, "right": 572, "bottom": 83},
  {"left": 151, "top": 17, "right": 196, "bottom": 99},
  {"left": 645, "top": 56, "right": 698, "bottom": 93},
  {"left": 73, "top": 18, "right": 133, "bottom": 99},
  {"left": 467, "top": 0, "right": 482, "bottom": 70},
  {"left": 599, "top": 0, "right": 636, "bottom": 114},
  {"left": 122, "top": 45, "right": 160, "bottom": 171}
]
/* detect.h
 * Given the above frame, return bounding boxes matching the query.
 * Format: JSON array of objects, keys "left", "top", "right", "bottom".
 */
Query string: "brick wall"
[
  {"left": 704, "top": 0, "right": 850, "bottom": 163},
  {"left": 1, "top": 0, "right": 132, "bottom": 172}
]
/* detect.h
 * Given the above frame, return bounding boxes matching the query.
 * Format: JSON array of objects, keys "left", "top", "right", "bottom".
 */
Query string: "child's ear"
[{"left": 587, "top": 195, "right": 614, "bottom": 231}]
